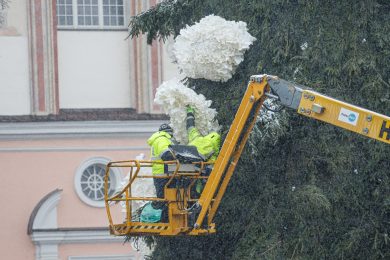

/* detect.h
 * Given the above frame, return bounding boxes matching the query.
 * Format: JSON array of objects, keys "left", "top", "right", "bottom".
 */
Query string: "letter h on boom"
[{"left": 379, "top": 120, "right": 390, "bottom": 140}]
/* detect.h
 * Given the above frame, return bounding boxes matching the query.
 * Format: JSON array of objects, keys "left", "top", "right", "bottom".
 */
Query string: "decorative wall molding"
[
  {"left": 0, "top": 146, "right": 149, "bottom": 153},
  {"left": 31, "top": 228, "right": 124, "bottom": 244},
  {"left": 28, "top": 189, "right": 62, "bottom": 260},
  {"left": 129, "top": 0, "right": 164, "bottom": 114},
  {"left": 69, "top": 255, "right": 135, "bottom": 260},
  {"left": 0, "top": 120, "right": 165, "bottom": 140},
  {"left": 28, "top": 189, "right": 63, "bottom": 235},
  {"left": 28, "top": 190, "right": 132, "bottom": 260},
  {"left": 28, "top": 0, "right": 59, "bottom": 115},
  {"left": 31, "top": 228, "right": 129, "bottom": 260},
  {"left": 0, "top": 108, "right": 168, "bottom": 122}
]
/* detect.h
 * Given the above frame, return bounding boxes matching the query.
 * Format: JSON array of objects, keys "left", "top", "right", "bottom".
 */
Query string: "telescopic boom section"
[
  {"left": 266, "top": 77, "right": 390, "bottom": 145},
  {"left": 193, "top": 76, "right": 270, "bottom": 229},
  {"left": 194, "top": 74, "right": 390, "bottom": 229},
  {"left": 295, "top": 89, "right": 390, "bottom": 144}
]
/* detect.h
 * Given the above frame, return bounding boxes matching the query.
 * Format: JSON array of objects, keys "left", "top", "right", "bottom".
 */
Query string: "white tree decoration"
[
  {"left": 172, "top": 15, "right": 256, "bottom": 82},
  {"left": 154, "top": 78, "right": 220, "bottom": 143}
]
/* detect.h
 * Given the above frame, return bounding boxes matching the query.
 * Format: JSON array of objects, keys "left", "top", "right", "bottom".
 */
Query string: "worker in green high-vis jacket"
[
  {"left": 147, "top": 123, "right": 176, "bottom": 221},
  {"left": 186, "top": 105, "right": 221, "bottom": 193}
]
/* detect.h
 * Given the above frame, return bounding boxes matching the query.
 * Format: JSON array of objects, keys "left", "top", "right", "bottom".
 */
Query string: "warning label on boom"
[{"left": 379, "top": 120, "right": 390, "bottom": 141}]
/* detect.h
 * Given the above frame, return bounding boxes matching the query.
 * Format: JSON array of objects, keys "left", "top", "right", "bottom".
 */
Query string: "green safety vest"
[{"left": 188, "top": 128, "right": 221, "bottom": 162}]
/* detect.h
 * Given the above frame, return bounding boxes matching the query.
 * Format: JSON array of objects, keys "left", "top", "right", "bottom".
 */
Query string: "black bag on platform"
[{"left": 168, "top": 145, "right": 205, "bottom": 163}]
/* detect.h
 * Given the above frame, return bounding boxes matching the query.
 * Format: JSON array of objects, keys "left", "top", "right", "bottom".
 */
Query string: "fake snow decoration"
[
  {"left": 172, "top": 15, "right": 256, "bottom": 82},
  {"left": 300, "top": 42, "right": 308, "bottom": 51},
  {"left": 154, "top": 78, "right": 220, "bottom": 143},
  {"left": 293, "top": 67, "right": 301, "bottom": 80}
]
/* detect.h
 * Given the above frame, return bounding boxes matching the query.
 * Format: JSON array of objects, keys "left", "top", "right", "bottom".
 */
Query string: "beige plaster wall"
[{"left": 0, "top": 136, "right": 150, "bottom": 259}]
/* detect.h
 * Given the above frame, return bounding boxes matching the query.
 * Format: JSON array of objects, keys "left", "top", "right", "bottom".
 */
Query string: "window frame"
[
  {"left": 74, "top": 157, "right": 122, "bottom": 208},
  {"left": 57, "top": 0, "right": 128, "bottom": 30}
]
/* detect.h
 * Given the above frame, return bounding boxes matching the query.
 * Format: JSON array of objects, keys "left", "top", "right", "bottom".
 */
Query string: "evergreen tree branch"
[{"left": 128, "top": 0, "right": 208, "bottom": 44}]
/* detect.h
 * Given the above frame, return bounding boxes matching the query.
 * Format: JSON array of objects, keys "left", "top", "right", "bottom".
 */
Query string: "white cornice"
[
  {"left": 31, "top": 229, "right": 124, "bottom": 244},
  {"left": 0, "top": 120, "right": 166, "bottom": 140},
  {"left": 0, "top": 145, "right": 149, "bottom": 152}
]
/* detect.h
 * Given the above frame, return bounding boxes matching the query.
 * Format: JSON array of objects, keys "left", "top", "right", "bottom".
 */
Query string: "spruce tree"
[{"left": 129, "top": 1, "right": 390, "bottom": 259}]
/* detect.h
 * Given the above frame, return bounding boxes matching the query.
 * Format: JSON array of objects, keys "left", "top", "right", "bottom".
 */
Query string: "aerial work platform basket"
[
  {"left": 105, "top": 77, "right": 270, "bottom": 237},
  {"left": 104, "top": 159, "right": 216, "bottom": 236}
]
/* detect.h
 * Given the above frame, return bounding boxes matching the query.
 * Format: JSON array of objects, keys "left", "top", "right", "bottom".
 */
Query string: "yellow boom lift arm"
[{"left": 105, "top": 75, "right": 390, "bottom": 236}]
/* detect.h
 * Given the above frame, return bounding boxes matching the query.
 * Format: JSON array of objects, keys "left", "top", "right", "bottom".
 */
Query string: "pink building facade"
[{"left": 0, "top": 0, "right": 177, "bottom": 259}]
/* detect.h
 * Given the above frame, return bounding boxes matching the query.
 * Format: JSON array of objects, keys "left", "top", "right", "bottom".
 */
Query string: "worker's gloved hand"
[
  {"left": 186, "top": 105, "right": 195, "bottom": 114},
  {"left": 186, "top": 105, "right": 195, "bottom": 130}
]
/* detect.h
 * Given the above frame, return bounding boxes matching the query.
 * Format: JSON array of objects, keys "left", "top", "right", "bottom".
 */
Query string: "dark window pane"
[
  {"left": 85, "top": 16, "right": 91, "bottom": 25},
  {"left": 118, "top": 0, "right": 123, "bottom": 5},
  {"left": 92, "top": 16, "right": 99, "bottom": 25},
  {"left": 77, "top": 0, "right": 83, "bottom": 5},
  {"left": 58, "top": 0, "right": 65, "bottom": 4},
  {"left": 66, "top": 6, "right": 72, "bottom": 15},
  {"left": 92, "top": 6, "right": 98, "bottom": 15},
  {"left": 103, "top": 0, "right": 109, "bottom": 5},
  {"left": 58, "top": 6, "right": 65, "bottom": 15},
  {"left": 78, "top": 7, "right": 83, "bottom": 15},
  {"left": 78, "top": 16, "right": 85, "bottom": 25},
  {"left": 110, "top": 6, "right": 116, "bottom": 15},
  {"left": 103, "top": 6, "right": 109, "bottom": 14},
  {"left": 118, "top": 16, "right": 124, "bottom": 26},
  {"left": 85, "top": 0, "right": 90, "bottom": 5},
  {"left": 66, "top": 0, "right": 72, "bottom": 4},
  {"left": 118, "top": 6, "right": 123, "bottom": 15},
  {"left": 92, "top": 0, "right": 98, "bottom": 5},
  {"left": 67, "top": 16, "right": 73, "bottom": 25},
  {"left": 110, "top": 16, "right": 117, "bottom": 26},
  {"left": 104, "top": 16, "right": 109, "bottom": 25},
  {"left": 59, "top": 16, "right": 66, "bottom": 25},
  {"left": 85, "top": 6, "right": 91, "bottom": 15},
  {"left": 110, "top": 0, "right": 116, "bottom": 5}
]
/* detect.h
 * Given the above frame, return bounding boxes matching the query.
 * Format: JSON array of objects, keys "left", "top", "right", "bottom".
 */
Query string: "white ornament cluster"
[
  {"left": 154, "top": 78, "right": 220, "bottom": 143},
  {"left": 172, "top": 15, "right": 256, "bottom": 82}
]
